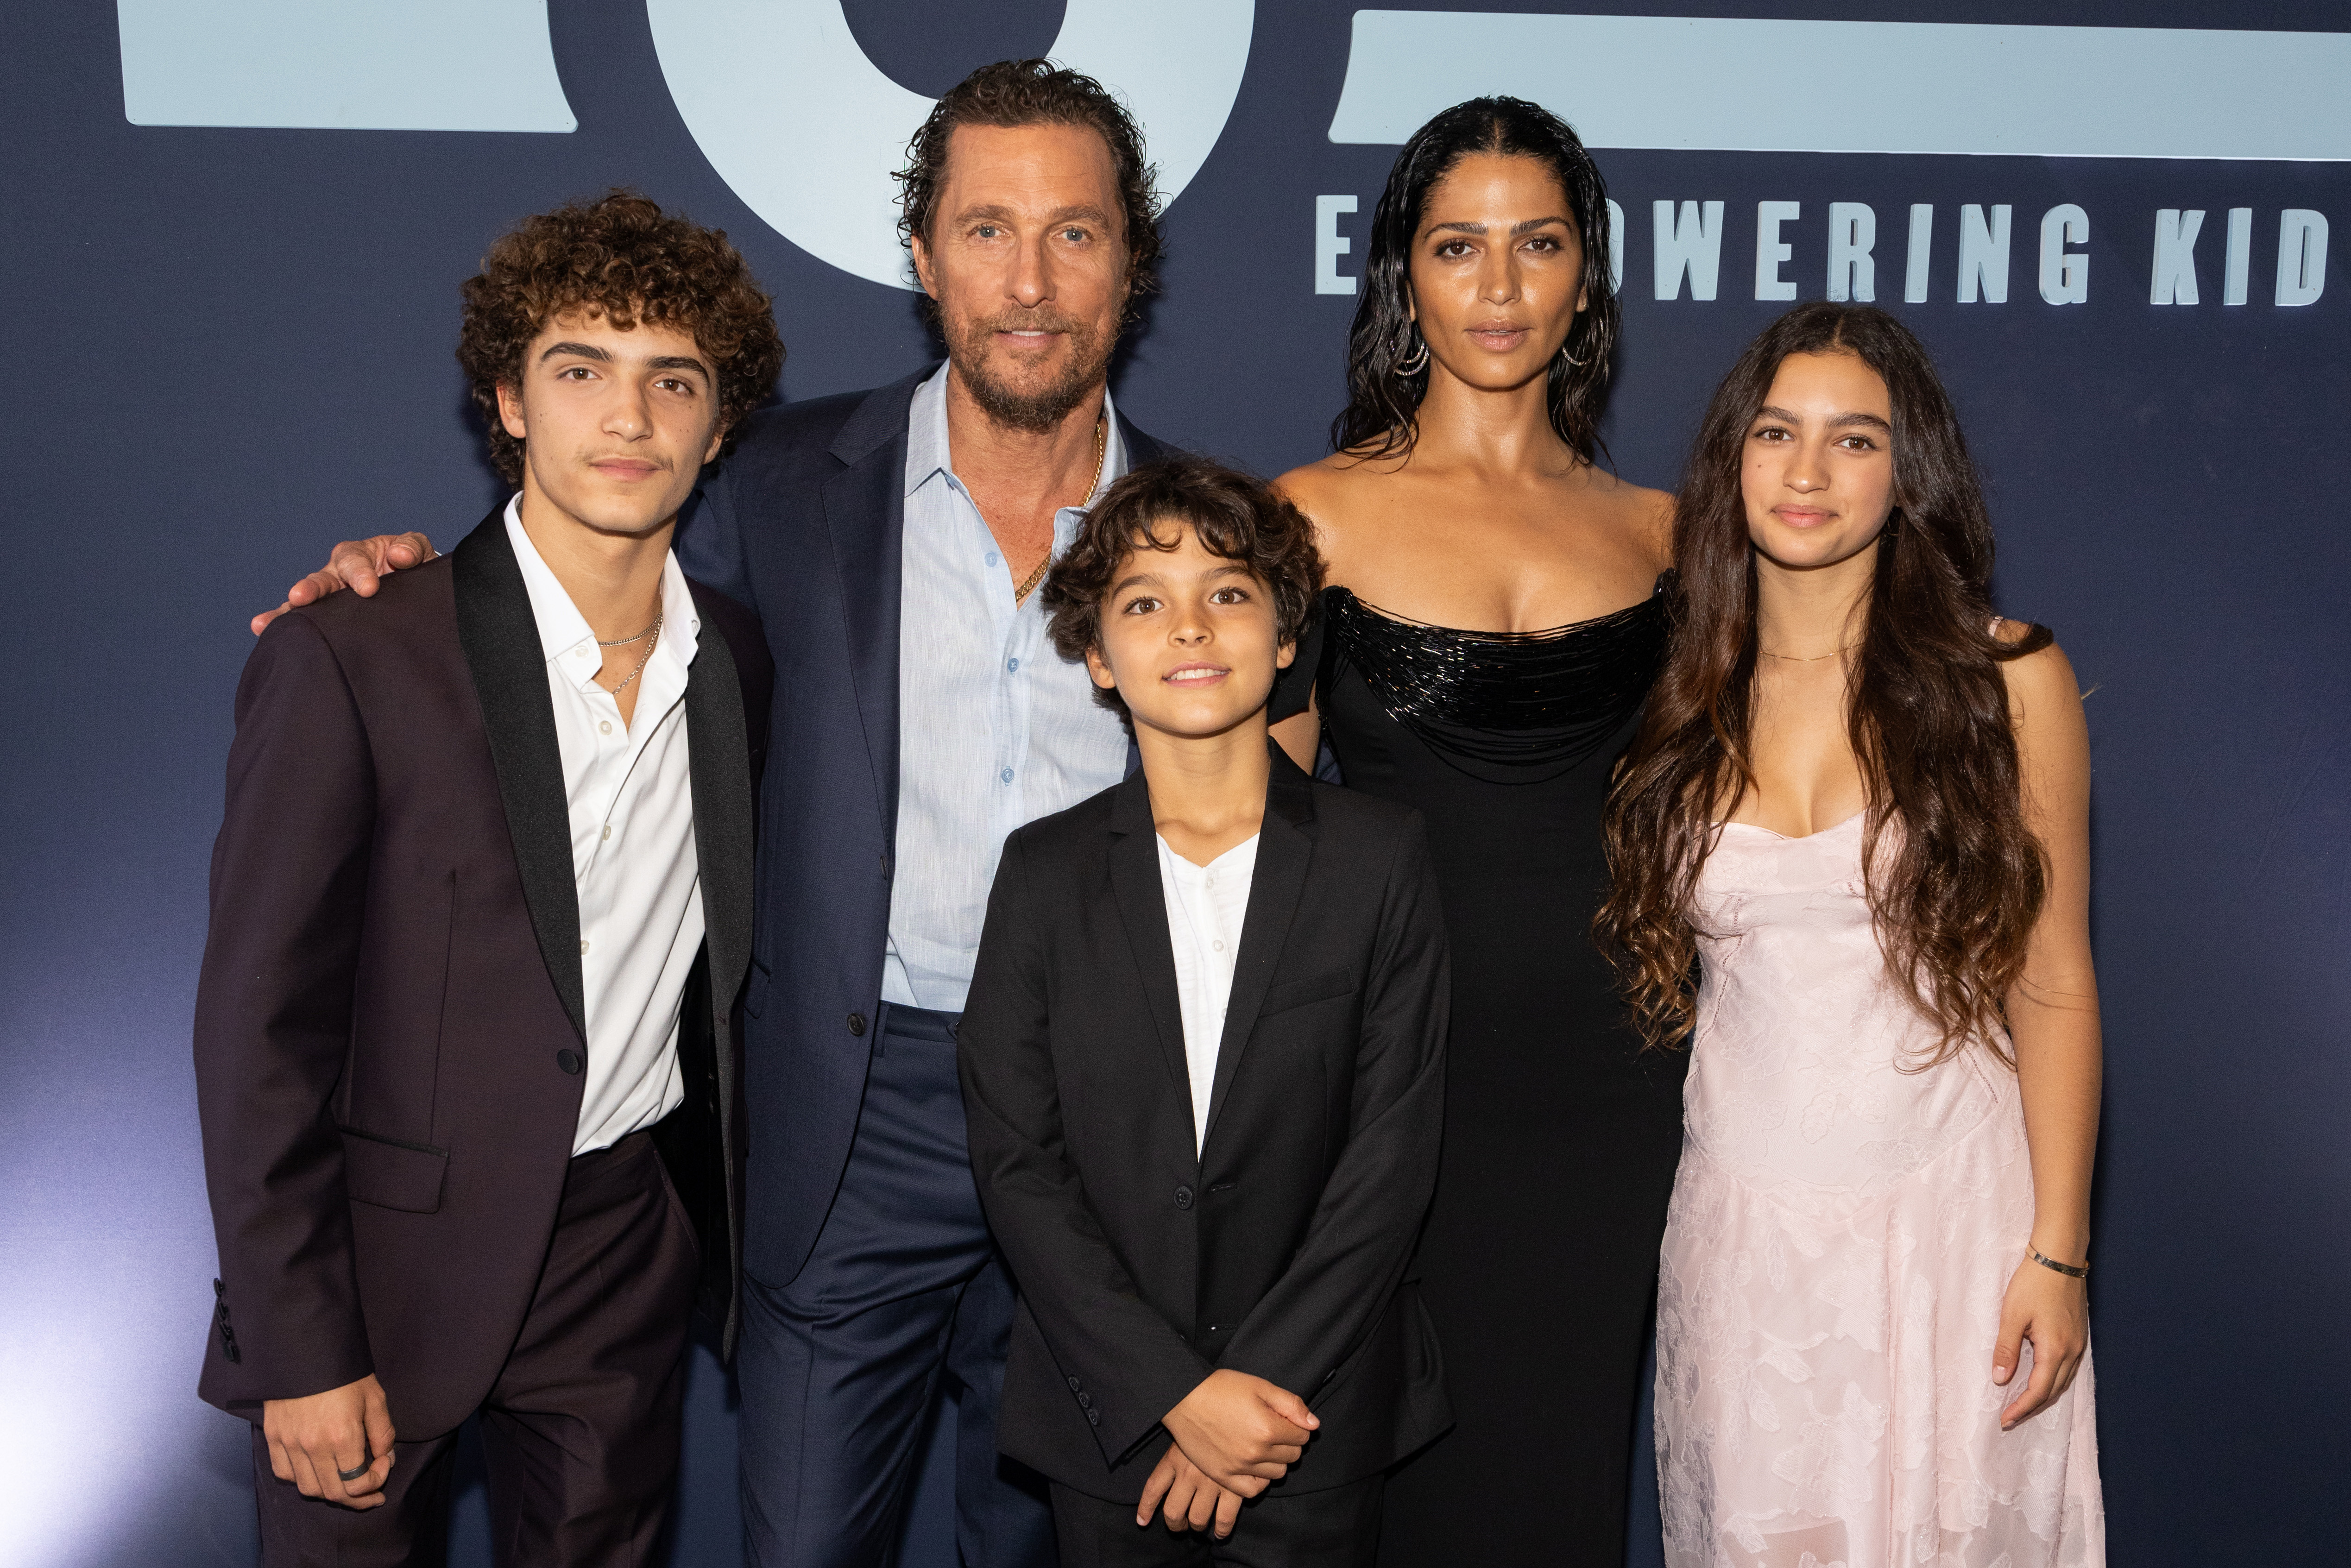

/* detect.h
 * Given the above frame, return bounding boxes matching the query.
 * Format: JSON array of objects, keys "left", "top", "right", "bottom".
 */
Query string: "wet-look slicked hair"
[
  {"left": 457, "top": 190, "right": 783, "bottom": 485},
  {"left": 1595, "top": 302, "right": 2054, "bottom": 1064},
  {"left": 1043, "top": 456, "right": 1324, "bottom": 726},
  {"left": 1333, "top": 96, "right": 1620, "bottom": 464},
  {"left": 895, "top": 58, "right": 1164, "bottom": 315}
]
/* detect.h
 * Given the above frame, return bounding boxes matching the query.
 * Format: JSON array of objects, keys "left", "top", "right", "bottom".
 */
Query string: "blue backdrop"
[{"left": 4, "top": 4, "right": 2344, "bottom": 1564}]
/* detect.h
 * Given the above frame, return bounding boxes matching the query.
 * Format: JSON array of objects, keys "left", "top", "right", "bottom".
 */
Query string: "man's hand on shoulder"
[
  {"left": 251, "top": 533, "right": 437, "bottom": 636},
  {"left": 261, "top": 1373, "right": 397, "bottom": 1508},
  {"left": 1161, "top": 1368, "right": 1317, "bottom": 1499}
]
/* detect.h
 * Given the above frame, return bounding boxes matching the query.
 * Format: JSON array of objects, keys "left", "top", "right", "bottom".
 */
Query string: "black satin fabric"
[{"left": 1273, "top": 582, "right": 1689, "bottom": 1567}]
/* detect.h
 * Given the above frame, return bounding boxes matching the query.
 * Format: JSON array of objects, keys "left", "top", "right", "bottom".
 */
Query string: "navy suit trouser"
[{"left": 739, "top": 1003, "right": 1058, "bottom": 1568}]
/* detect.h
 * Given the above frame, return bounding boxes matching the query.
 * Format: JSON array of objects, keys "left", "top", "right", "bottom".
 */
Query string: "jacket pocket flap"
[
  {"left": 1259, "top": 966, "right": 1356, "bottom": 1017},
  {"left": 339, "top": 1126, "right": 449, "bottom": 1214},
  {"left": 742, "top": 954, "right": 772, "bottom": 1020}
]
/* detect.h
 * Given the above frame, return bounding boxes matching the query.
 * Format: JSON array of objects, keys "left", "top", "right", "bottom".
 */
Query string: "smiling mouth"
[{"left": 1165, "top": 665, "right": 1230, "bottom": 684}]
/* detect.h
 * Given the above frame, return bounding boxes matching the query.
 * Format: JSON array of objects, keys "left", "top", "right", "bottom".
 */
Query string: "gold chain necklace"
[{"left": 1014, "top": 412, "right": 1107, "bottom": 606}]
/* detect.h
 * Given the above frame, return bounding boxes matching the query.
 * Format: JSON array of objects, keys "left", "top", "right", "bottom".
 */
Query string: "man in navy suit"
[{"left": 263, "top": 58, "right": 1179, "bottom": 1568}]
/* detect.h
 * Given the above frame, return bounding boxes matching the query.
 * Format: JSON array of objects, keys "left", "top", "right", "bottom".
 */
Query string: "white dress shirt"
[
  {"left": 1155, "top": 833, "right": 1261, "bottom": 1152},
  {"left": 505, "top": 497, "right": 704, "bottom": 1156},
  {"left": 884, "top": 364, "right": 1133, "bottom": 1012}
]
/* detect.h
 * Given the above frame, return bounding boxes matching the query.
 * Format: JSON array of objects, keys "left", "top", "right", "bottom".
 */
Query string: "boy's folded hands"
[{"left": 1142, "top": 1369, "right": 1320, "bottom": 1535}]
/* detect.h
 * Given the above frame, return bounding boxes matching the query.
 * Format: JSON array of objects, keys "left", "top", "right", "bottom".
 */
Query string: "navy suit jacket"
[{"left": 674, "top": 365, "right": 1172, "bottom": 1286}]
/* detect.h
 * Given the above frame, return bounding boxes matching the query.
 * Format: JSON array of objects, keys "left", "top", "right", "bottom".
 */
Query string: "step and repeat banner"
[{"left": 5, "top": 3, "right": 2342, "bottom": 1563}]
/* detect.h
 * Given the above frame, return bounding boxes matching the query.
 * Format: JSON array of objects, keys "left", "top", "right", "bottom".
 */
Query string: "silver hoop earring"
[
  {"left": 1394, "top": 328, "right": 1429, "bottom": 378},
  {"left": 1559, "top": 340, "right": 1586, "bottom": 368}
]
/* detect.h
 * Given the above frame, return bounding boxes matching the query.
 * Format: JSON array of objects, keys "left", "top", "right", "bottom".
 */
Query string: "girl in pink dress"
[{"left": 1597, "top": 303, "right": 2105, "bottom": 1568}]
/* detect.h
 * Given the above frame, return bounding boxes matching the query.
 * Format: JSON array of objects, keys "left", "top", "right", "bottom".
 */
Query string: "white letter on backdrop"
[
  {"left": 2038, "top": 204, "right": 2089, "bottom": 305},
  {"left": 2276, "top": 209, "right": 2329, "bottom": 306},
  {"left": 1905, "top": 204, "right": 1933, "bottom": 302},
  {"left": 1316, "top": 195, "right": 1358, "bottom": 296},
  {"left": 2151, "top": 209, "right": 2206, "bottom": 304},
  {"left": 1826, "top": 202, "right": 1876, "bottom": 302},
  {"left": 1956, "top": 203, "right": 2012, "bottom": 303},
  {"left": 1606, "top": 199, "right": 1624, "bottom": 293},
  {"left": 2223, "top": 208, "right": 2252, "bottom": 305},
  {"left": 1653, "top": 200, "right": 1724, "bottom": 301},
  {"left": 1755, "top": 201, "right": 1800, "bottom": 301}
]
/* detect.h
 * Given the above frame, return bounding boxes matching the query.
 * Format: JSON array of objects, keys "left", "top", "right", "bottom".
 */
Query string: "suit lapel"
[
  {"left": 681, "top": 599, "right": 753, "bottom": 1015},
  {"left": 452, "top": 513, "right": 586, "bottom": 1042},
  {"left": 821, "top": 374, "right": 921, "bottom": 843},
  {"left": 1201, "top": 751, "right": 1318, "bottom": 1146},
  {"left": 1105, "top": 770, "right": 1197, "bottom": 1120}
]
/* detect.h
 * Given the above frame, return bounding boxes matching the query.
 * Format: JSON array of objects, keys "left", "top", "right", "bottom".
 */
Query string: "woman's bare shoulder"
[{"left": 1578, "top": 467, "right": 1676, "bottom": 570}]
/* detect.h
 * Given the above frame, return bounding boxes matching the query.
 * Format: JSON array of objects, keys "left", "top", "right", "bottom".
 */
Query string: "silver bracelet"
[{"left": 2028, "top": 1245, "right": 2089, "bottom": 1279}]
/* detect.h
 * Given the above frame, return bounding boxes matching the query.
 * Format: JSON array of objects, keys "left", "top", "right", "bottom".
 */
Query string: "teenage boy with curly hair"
[
  {"left": 958, "top": 457, "right": 1452, "bottom": 1566},
  {"left": 194, "top": 192, "right": 779, "bottom": 1563}
]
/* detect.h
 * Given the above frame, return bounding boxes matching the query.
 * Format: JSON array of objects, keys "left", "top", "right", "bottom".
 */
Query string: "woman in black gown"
[{"left": 1272, "top": 99, "right": 1685, "bottom": 1565}]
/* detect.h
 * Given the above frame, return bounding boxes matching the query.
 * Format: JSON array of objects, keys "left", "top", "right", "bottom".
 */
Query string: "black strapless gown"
[{"left": 1273, "top": 583, "right": 1687, "bottom": 1566}]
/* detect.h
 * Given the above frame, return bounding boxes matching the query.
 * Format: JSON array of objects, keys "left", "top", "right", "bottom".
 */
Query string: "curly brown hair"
[
  {"left": 457, "top": 190, "right": 784, "bottom": 485},
  {"left": 1043, "top": 457, "right": 1324, "bottom": 728},
  {"left": 895, "top": 58, "right": 1163, "bottom": 318},
  {"left": 1595, "top": 303, "right": 2052, "bottom": 1065}
]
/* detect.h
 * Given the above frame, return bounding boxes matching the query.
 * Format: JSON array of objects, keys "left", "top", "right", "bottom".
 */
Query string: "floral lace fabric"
[{"left": 1657, "top": 813, "right": 2105, "bottom": 1568}]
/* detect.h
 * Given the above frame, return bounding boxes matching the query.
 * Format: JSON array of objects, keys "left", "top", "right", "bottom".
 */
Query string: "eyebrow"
[
  {"left": 1754, "top": 403, "right": 1893, "bottom": 434},
  {"left": 1430, "top": 215, "right": 1574, "bottom": 238},
  {"left": 956, "top": 202, "right": 1114, "bottom": 229},
  {"left": 538, "top": 343, "right": 711, "bottom": 379},
  {"left": 1109, "top": 562, "right": 1250, "bottom": 595}
]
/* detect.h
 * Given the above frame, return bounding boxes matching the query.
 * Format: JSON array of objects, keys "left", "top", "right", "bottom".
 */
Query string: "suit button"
[
  {"left": 1086, "top": 1409, "right": 1099, "bottom": 1426},
  {"left": 1173, "top": 1185, "right": 1193, "bottom": 1210},
  {"left": 1077, "top": 1392, "right": 1092, "bottom": 1409},
  {"left": 1067, "top": 1376, "right": 1082, "bottom": 1391},
  {"left": 848, "top": 1013, "right": 866, "bottom": 1037},
  {"left": 556, "top": 1049, "right": 583, "bottom": 1075}
]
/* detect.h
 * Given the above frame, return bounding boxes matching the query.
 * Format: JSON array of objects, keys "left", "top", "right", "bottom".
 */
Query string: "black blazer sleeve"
[
  {"left": 959, "top": 830, "right": 1215, "bottom": 1464},
  {"left": 1217, "top": 814, "right": 1448, "bottom": 1398},
  {"left": 192, "top": 614, "right": 377, "bottom": 1405}
]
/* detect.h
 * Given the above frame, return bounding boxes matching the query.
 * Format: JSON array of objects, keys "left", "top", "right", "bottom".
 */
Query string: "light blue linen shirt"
[{"left": 883, "top": 365, "right": 1133, "bottom": 1012}]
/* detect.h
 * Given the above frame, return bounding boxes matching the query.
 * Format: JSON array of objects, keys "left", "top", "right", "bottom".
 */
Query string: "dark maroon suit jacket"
[{"left": 193, "top": 512, "right": 770, "bottom": 1439}]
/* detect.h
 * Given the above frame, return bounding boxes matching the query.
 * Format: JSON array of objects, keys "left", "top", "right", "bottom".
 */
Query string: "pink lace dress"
[{"left": 1655, "top": 812, "right": 2104, "bottom": 1568}]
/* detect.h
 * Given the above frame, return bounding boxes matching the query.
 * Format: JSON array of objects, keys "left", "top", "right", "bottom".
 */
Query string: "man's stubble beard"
[{"left": 946, "top": 306, "right": 1121, "bottom": 435}]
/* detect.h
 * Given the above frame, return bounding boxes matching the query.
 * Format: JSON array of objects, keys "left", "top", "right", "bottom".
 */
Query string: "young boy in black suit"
[{"left": 958, "top": 457, "right": 1451, "bottom": 1565}]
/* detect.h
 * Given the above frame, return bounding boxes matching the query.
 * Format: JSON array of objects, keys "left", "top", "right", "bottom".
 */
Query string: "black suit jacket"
[
  {"left": 958, "top": 749, "right": 1452, "bottom": 1502},
  {"left": 193, "top": 512, "right": 770, "bottom": 1438},
  {"left": 674, "top": 365, "right": 1172, "bottom": 1289}
]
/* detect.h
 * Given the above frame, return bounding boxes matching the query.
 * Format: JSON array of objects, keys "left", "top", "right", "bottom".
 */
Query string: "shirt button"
[
  {"left": 1211, "top": 940, "right": 1225, "bottom": 952},
  {"left": 599, "top": 720, "right": 612, "bottom": 735},
  {"left": 1000, "top": 767, "right": 1014, "bottom": 784},
  {"left": 1007, "top": 658, "right": 1019, "bottom": 672},
  {"left": 985, "top": 551, "right": 1001, "bottom": 567},
  {"left": 579, "top": 939, "right": 590, "bottom": 954},
  {"left": 601, "top": 825, "right": 612, "bottom": 841}
]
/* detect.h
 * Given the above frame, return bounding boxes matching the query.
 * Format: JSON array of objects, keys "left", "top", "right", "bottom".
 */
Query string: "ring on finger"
[{"left": 336, "top": 1457, "right": 372, "bottom": 1483}]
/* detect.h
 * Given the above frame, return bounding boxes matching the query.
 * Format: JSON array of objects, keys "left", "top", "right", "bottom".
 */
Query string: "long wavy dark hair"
[
  {"left": 1331, "top": 96, "right": 1619, "bottom": 462},
  {"left": 1595, "top": 302, "right": 2052, "bottom": 1065}
]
